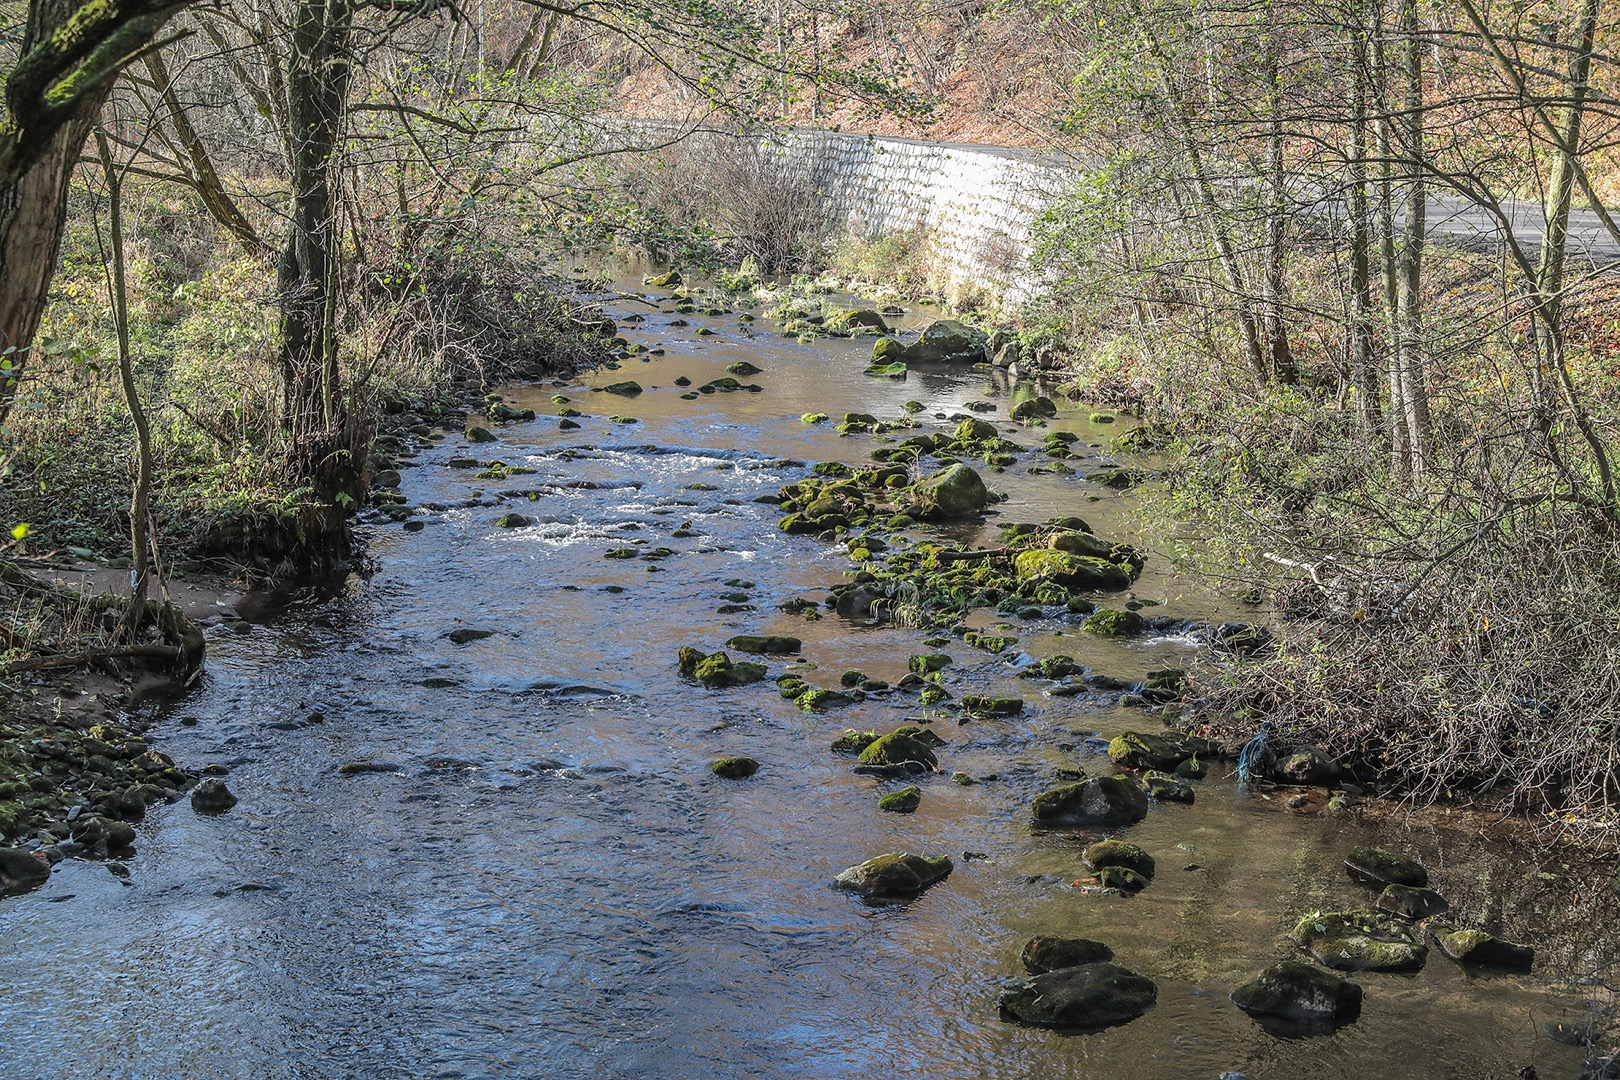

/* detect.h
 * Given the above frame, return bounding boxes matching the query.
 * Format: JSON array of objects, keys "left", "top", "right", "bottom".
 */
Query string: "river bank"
[{"left": 0, "top": 267, "right": 1613, "bottom": 1078}]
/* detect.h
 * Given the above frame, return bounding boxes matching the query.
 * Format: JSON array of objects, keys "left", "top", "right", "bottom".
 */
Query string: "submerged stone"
[
  {"left": 831, "top": 730, "right": 878, "bottom": 754},
  {"left": 1375, "top": 883, "right": 1450, "bottom": 920},
  {"left": 1345, "top": 847, "right": 1429, "bottom": 888},
  {"left": 1096, "top": 865, "right": 1151, "bottom": 891},
  {"left": 1143, "top": 771, "right": 1194, "bottom": 803},
  {"left": 1031, "top": 776, "right": 1149, "bottom": 827},
  {"left": 724, "top": 634, "right": 802, "bottom": 655},
  {"left": 1021, "top": 936, "right": 1115, "bottom": 974},
  {"left": 961, "top": 696, "right": 1024, "bottom": 717},
  {"left": 833, "top": 852, "right": 953, "bottom": 900},
  {"left": 999, "top": 962, "right": 1157, "bottom": 1030},
  {"left": 1083, "top": 839, "right": 1155, "bottom": 879}
]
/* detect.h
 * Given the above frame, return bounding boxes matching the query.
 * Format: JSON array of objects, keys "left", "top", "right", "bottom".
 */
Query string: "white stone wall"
[{"left": 760, "top": 130, "right": 1074, "bottom": 305}]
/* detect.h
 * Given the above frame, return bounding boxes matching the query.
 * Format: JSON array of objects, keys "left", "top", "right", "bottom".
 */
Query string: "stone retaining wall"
[{"left": 760, "top": 130, "right": 1073, "bottom": 305}]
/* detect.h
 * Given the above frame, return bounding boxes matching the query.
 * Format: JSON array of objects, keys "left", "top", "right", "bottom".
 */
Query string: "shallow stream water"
[{"left": 0, "top": 278, "right": 1611, "bottom": 1079}]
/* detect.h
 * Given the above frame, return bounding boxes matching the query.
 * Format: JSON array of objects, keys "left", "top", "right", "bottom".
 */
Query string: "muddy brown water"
[{"left": 0, "top": 278, "right": 1611, "bottom": 1079}]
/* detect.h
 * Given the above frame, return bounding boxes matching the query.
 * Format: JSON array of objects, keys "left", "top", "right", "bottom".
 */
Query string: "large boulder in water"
[
  {"left": 901, "top": 319, "right": 986, "bottom": 362},
  {"left": 999, "top": 962, "right": 1157, "bottom": 1030},
  {"left": 1231, "top": 960, "right": 1362, "bottom": 1026},
  {"left": 1031, "top": 776, "right": 1148, "bottom": 826},
  {"left": 833, "top": 852, "right": 953, "bottom": 900},
  {"left": 910, "top": 464, "right": 990, "bottom": 518}
]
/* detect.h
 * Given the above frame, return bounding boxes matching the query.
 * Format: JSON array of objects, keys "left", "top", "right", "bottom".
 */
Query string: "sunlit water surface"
[{"left": 0, "top": 277, "right": 1606, "bottom": 1080}]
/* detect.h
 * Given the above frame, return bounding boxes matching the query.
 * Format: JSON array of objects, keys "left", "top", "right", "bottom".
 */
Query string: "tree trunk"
[
  {"left": 1347, "top": 16, "right": 1381, "bottom": 431},
  {"left": 276, "top": 0, "right": 364, "bottom": 560},
  {"left": 1261, "top": 20, "right": 1297, "bottom": 383},
  {"left": 1394, "top": 0, "right": 1430, "bottom": 477},
  {"left": 96, "top": 130, "right": 156, "bottom": 634}
]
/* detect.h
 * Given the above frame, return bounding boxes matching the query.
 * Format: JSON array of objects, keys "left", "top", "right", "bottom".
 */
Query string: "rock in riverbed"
[
  {"left": 711, "top": 757, "right": 759, "bottom": 779},
  {"left": 1290, "top": 910, "right": 1427, "bottom": 972},
  {"left": 1231, "top": 960, "right": 1362, "bottom": 1026},
  {"left": 1031, "top": 776, "right": 1149, "bottom": 826},
  {"left": 190, "top": 779, "right": 237, "bottom": 813},
  {"left": 1021, "top": 936, "right": 1115, "bottom": 973},
  {"left": 999, "top": 962, "right": 1157, "bottom": 1030},
  {"left": 0, "top": 847, "right": 50, "bottom": 896},
  {"left": 833, "top": 852, "right": 952, "bottom": 900},
  {"left": 1431, "top": 925, "right": 1534, "bottom": 969},
  {"left": 1083, "top": 839, "right": 1155, "bottom": 879},
  {"left": 1345, "top": 847, "right": 1428, "bottom": 888}
]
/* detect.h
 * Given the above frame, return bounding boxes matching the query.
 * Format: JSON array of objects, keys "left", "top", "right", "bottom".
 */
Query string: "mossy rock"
[
  {"left": 909, "top": 653, "right": 952, "bottom": 674},
  {"left": 1345, "top": 847, "right": 1428, "bottom": 888},
  {"left": 872, "top": 337, "right": 904, "bottom": 362},
  {"left": 831, "top": 730, "right": 879, "bottom": 753},
  {"left": 1290, "top": 910, "right": 1427, "bottom": 972},
  {"left": 726, "top": 361, "right": 764, "bottom": 376},
  {"left": 466, "top": 425, "right": 496, "bottom": 443},
  {"left": 961, "top": 695, "right": 1024, "bottom": 717},
  {"left": 1431, "top": 926, "right": 1533, "bottom": 969},
  {"left": 833, "top": 852, "right": 953, "bottom": 900},
  {"left": 1020, "top": 936, "right": 1115, "bottom": 974},
  {"left": 865, "top": 362, "right": 908, "bottom": 378},
  {"left": 644, "top": 270, "right": 683, "bottom": 287},
  {"left": 711, "top": 756, "right": 759, "bottom": 779},
  {"left": 1014, "top": 550, "right": 1133, "bottom": 592},
  {"left": 1231, "top": 961, "right": 1362, "bottom": 1026},
  {"left": 909, "top": 463, "right": 991, "bottom": 518},
  {"left": 796, "top": 687, "right": 856, "bottom": 712},
  {"left": 683, "top": 650, "right": 767, "bottom": 689},
  {"left": 956, "top": 417, "right": 998, "bottom": 442},
  {"left": 1083, "top": 839, "right": 1155, "bottom": 879},
  {"left": 828, "top": 308, "right": 889, "bottom": 335},
  {"left": 878, "top": 786, "right": 922, "bottom": 813},
  {"left": 998, "top": 962, "right": 1156, "bottom": 1031},
  {"left": 724, "top": 634, "right": 801, "bottom": 655},
  {"left": 858, "top": 732, "right": 939, "bottom": 771},
  {"left": 601, "top": 381, "right": 643, "bottom": 396},
  {"left": 1096, "top": 865, "right": 1151, "bottom": 892},
  {"left": 1031, "top": 776, "right": 1148, "bottom": 826},
  {"left": 1082, "top": 608, "right": 1146, "bottom": 636},
  {"left": 918, "top": 686, "right": 951, "bottom": 706},
  {"left": 1107, "top": 731, "right": 1212, "bottom": 771},
  {"left": 495, "top": 513, "right": 532, "bottom": 529}
]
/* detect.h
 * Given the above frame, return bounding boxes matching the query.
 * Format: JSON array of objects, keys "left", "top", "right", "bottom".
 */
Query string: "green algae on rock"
[
  {"left": 878, "top": 786, "right": 922, "bottom": 813},
  {"left": 711, "top": 756, "right": 760, "bottom": 779}
]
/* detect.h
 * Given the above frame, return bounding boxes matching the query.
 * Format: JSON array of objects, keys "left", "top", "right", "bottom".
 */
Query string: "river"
[{"left": 0, "top": 272, "right": 1606, "bottom": 1079}]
